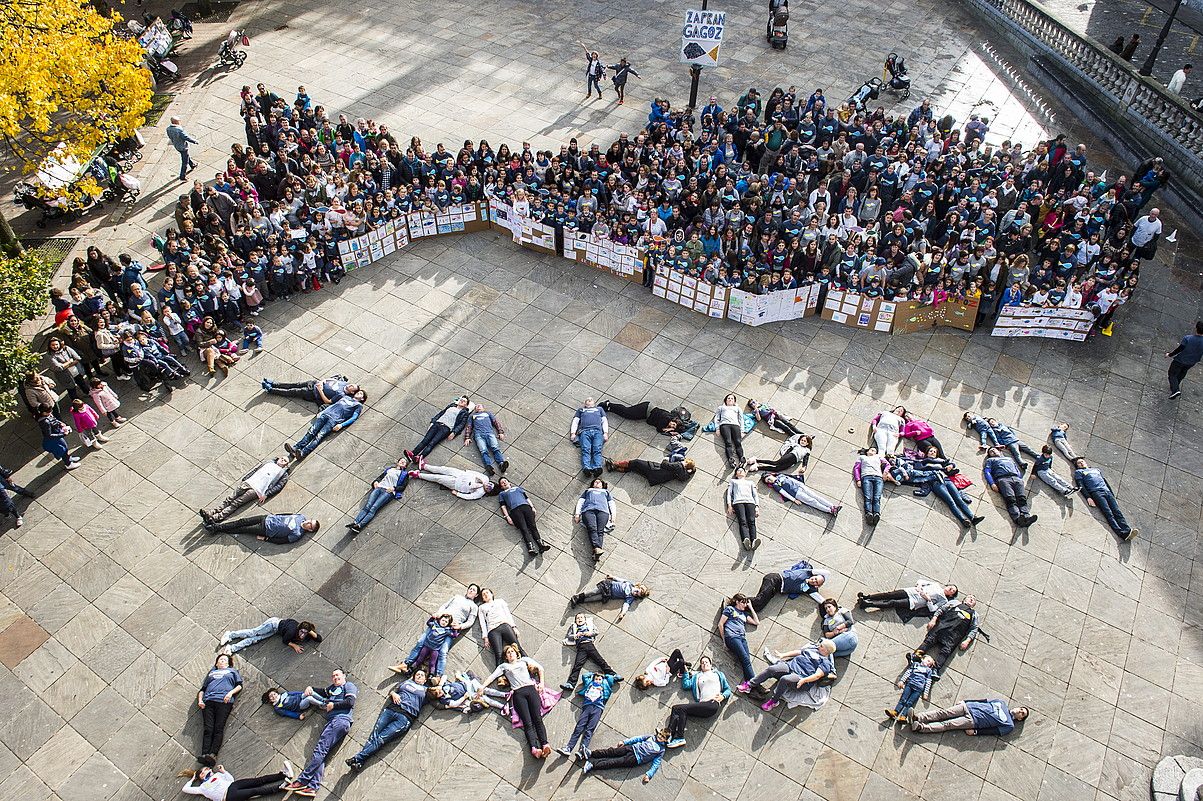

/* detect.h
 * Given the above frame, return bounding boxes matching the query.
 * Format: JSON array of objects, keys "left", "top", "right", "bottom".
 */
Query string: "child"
[
  {"left": 581, "top": 728, "right": 671, "bottom": 784},
  {"left": 88, "top": 379, "right": 126, "bottom": 427},
  {"left": 70, "top": 398, "right": 108, "bottom": 448},
  {"left": 560, "top": 613, "right": 617, "bottom": 691},
  {"left": 1049, "top": 422, "right": 1077, "bottom": 461},
  {"left": 1033, "top": 445, "right": 1077, "bottom": 496},
  {"left": 556, "top": 671, "right": 620, "bottom": 758},
  {"left": 37, "top": 405, "right": 79, "bottom": 470},
  {"left": 239, "top": 322, "right": 264, "bottom": 354},
  {"left": 261, "top": 687, "right": 321, "bottom": 720},
  {"left": 429, "top": 672, "right": 508, "bottom": 713},
  {"left": 887, "top": 654, "right": 936, "bottom": 721},
  {"left": 389, "top": 613, "right": 455, "bottom": 677},
  {"left": 241, "top": 277, "right": 263, "bottom": 315},
  {"left": 962, "top": 411, "right": 999, "bottom": 450}
]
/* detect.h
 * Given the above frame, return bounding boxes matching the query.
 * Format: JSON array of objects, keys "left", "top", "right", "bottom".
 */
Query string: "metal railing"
[{"left": 966, "top": 0, "right": 1203, "bottom": 200}]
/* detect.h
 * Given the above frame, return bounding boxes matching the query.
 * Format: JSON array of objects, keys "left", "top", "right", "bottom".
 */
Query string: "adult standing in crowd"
[{"left": 1166, "top": 320, "right": 1203, "bottom": 399}]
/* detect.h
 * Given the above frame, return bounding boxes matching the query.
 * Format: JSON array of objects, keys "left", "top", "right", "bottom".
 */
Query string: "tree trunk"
[{"left": 0, "top": 209, "right": 22, "bottom": 257}]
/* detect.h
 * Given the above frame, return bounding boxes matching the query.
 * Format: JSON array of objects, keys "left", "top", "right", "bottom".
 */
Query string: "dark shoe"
[
  {"left": 1169, "top": 390, "right": 1182, "bottom": 399},
  {"left": 569, "top": 594, "right": 581, "bottom": 607},
  {"left": 485, "top": 464, "right": 496, "bottom": 476},
  {"left": 559, "top": 682, "right": 573, "bottom": 692},
  {"left": 971, "top": 515, "right": 985, "bottom": 525},
  {"left": 1025, "top": 514, "right": 1038, "bottom": 526},
  {"left": 604, "top": 458, "right": 614, "bottom": 472},
  {"left": 345, "top": 758, "right": 364, "bottom": 771},
  {"left": 1019, "top": 462, "right": 1029, "bottom": 475},
  {"left": 538, "top": 542, "right": 551, "bottom": 553},
  {"left": 500, "top": 460, "right": 509, "bottom": 473},
  {"left": 199, "top": 510, "right": 213, "bottom": 526},
  {"left": 527, "top": 545, "right": 537, "bottom": 555},
  {"left": 284, "top": 443, "right": 297, "bottom": 458}
]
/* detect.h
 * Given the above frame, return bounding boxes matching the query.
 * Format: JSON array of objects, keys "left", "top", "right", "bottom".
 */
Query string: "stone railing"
[{"left": 964, "top": 0, "right": 1203, "bottom": 215}]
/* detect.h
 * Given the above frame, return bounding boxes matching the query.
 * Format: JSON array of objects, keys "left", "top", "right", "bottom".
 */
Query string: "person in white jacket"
[
  {"left": 856, "top": 580, "right": 958, "bottom": 619},
  {"left": 180, "top": 761, "right": 294, "bottom": 800},
  {"left": 409, "top": 464, "right": 494, "bottom": 499}
]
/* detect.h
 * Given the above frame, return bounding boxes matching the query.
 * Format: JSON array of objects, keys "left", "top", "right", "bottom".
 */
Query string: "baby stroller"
[
  {"left": 12, "top": 144, "right": 104, "bottom": 227},
  {"left": 883, "top": 52, "right": 911, "bottom": 101},
  {"left": 848, "top": 78, "right": 881, "bottom": 112},
  {"left": 766, "top": 0, "right": 788, "bottom": 49},
  {"left": 218, "top": 29, "right": 249, "bottom": 68}
]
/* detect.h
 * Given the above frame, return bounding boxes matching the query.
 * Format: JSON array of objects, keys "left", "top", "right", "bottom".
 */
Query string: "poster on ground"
[
  {"left": 726, "top": 284, "right": 821, "bottom": 326},
  {"left": 891, "top": 297, "right": 981, "bottom": 334},
  {"left": 821, "top": 290, "right": 895, "bottom": 332},
  {"left": 991, "top": 306, "right": 1094, "bottom": 341},
  {"left": 652, "top": 266, "right": 727, "bottom": 318}
]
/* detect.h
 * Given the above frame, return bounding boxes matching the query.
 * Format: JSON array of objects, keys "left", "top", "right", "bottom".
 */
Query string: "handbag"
[{"left": 950, "top": 473, "right": 973, "bottom": 490}]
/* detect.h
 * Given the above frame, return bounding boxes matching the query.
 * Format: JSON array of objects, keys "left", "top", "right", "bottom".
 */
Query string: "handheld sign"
[{"left": 680, "top": 8, "right": 725, "bottom": 67}]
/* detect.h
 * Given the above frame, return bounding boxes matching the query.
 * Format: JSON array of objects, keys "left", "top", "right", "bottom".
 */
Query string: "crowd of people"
[{"left": 11, "top": 74, "right": 1162, "bottom": 800}]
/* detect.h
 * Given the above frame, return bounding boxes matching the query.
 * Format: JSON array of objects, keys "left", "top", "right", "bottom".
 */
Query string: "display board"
[
  {"left": 991, "top": 305, "right": 1094, "bottom": 341},
  {"left": 726, "top": 283, "right": 821, "bottom": 326},
  {"left": 680, "top": 8, "right": 726, "bottom": 67},
  {"left": 891, "top": 297, "right": 981, "bottom": 334},
  {"left": 820, "top": 290, "right": 895, "bottom": 332},
  {"left": 652, "top": 266, "right": 728, "bottom": 318},
  {"left": 565, "top": 230, "right": 644, "bottom": 282},
  {"left": 487, "top": 197, "right": 556, "bottom": 254}
]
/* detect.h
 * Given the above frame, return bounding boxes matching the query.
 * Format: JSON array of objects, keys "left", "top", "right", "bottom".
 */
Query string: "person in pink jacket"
[
  {"left": 69, "top": 398, "right": 108, "bottom": 448},
  {"left": 900, "top": 412, "right": 945, "bottom": 457},
  {"left": 88, "top": 379, "right": 127, "bottom": 427}
]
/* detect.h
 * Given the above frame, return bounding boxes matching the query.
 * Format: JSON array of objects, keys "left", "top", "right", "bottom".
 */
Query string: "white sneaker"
[
  {"left": 218, "top": 632, "right": 233, "bottom": 647},
  {"left": 282, "top": 760, "right": 295, "bottom": 780},
  {"left": 13, "top": 517, "right": 23, "bottom": 528},
  {"left": 64, "top": 461, "right": 80, "bottom": 471},
  {"left": 761, "top": 646, "right": 775, "bottom": 663}
]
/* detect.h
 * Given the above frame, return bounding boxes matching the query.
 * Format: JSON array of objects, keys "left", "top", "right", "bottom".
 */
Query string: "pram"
[
  {"left": 766, "top": 0, "right": 788, "bottom": 49},
  {"left": 13, "top": 145, "right": 104, "bottom": 227},
  {"left": 883, "top": 52, "right": 911, "bottom": 101},
  {"left": 848, "top": 78, "right": 881, "bottom": 112}
]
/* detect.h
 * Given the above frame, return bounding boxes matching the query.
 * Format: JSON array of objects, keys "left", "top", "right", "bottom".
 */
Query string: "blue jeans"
[
  {"left": 176, "top": 147, "right": 195, "bottom": 179},
  {"left": 354, "top": 488, "right": 393, "bottom": 526},
  {"left": 829, "top": 629, "right": 859, "bottom": 658},
  {"left": 224, "top": 617, "right": 280, "bottom": 654},
  {"left": 724, "top": 633, "right": 754, "bottom": 682},
  {"left": 241, "top": 332, "right": 263, "bottom": 350},
  {"left": 973, "top": 424, "right": 999, "bottom": 447},
  {"left": 894, "top": 684, "right": 923, "bottom": 716},
  {"left": 296, "top": 416, "right": 336, "bottom": 456},
  {"left": 860, "top": 475, "right": 883, "bottom": 515},
  {"left": 474, "top": 432, "right": 505, "bottom": 467},
  {"left": 353, "top": 708, "right": 411, "bottom": 762},
  {"left": 1089, "top": 490, "right": 1132, "bottom": 536},
  {"left": 930, "top": 479, "right": 972, "bottom": 523},
  {"left": 298, "top": 714, "right": 351, "bottom": 788},
  {"left": 405, "top": 638, "right": 450, "bottom": 676},
  {"left": 579, "top": 428, "right": 604, "bottom": 470},
  {"left": 567, "top": 703, "right": 603, "bottom": 751}
]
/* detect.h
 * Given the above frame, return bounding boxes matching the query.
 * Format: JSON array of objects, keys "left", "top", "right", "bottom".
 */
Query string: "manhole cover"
[{"left": 21, "top": 237, "right": 80, "bottom": 271}]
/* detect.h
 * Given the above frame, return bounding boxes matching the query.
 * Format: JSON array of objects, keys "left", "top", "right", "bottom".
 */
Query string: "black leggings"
[
  {"left": 602, "top": 400, "right": 649, "bottom": 420},
  {"left": 719, "top": 423, "right": 744, "bottom": 465},
  {"left": 667, "top": 648, "right": 687, "bottom": 677},
  {"left": 754, "top": 452, "right": 799, "bottom": 472},
  {"left": 510, "top": 504, "right": 543, "bottom": 549},
  {"left": 733, "top": 502, "right": 757, "bottom": 542},
  {"left": 623, "top": 459, "right": 679, "bottom": 485},
  {"left": 225, "top": 772, "right": 288, "bottom": 801},
  {"left": 860, "top": 589, "right": 912, "bottom": 609},
  {"left": 511, "top": 685, "right": 548, "bottom": 751},
  {"left": 567, "top": 641, "right": 614, "bottom": 683},
  {"left": 915, "top": 435, "right": 944, "bottom": 457},
  {"left": 487, "top": 623, "right": 520, "bottom": 665},
  {"left": 200, "top": 700, "right": 233, "bottom": 756},
  {"left": 668, "top": 699, "right": 720, "bottom": 739},
  {"left": 265, "top": 380, "right": 319, "bottom": 401}
]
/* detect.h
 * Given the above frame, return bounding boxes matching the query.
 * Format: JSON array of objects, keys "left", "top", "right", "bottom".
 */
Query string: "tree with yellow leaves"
[{"left": 0, "top": 0, "right": 153, "bottom": 253}]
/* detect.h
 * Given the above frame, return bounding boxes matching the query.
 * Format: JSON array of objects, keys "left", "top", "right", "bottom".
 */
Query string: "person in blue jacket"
[
  {"left": 582, "top": 728, "right": 671, "bottom": 784},
  {"left": 1072, "top": 457, "right": 1139, "bottom": 541},
  {"left": 262, "top": 687, "right": 322, "bottom": 720},
  {"left": 344, "top": 670, "right": 426, "bottom": 771},
  {"left": 346, "top": 458, "right": 411, "bottom": 534},
  {"left": 908, "top": 699, "right": 1028, "bottom": 736},
  {"left": 983, "top": 448, "right": 1037, "bottom": 528},
  {"left": 284, "top": 669, "right": 358, "bottom": 794},
  {"left": 986, "top": 418, "right": 1040, "bottom": 472},
  {"left": 570, "top": 575, "right": 650, "bottom": 622},
  {"left": 667, "top": 656, "right": 731, "bottom": 747},
  {"left": 556, "top": 670, "right": 620, "bottom": 759},
  {"left": 285, "top": 389, "right": 367, "bottom": 461}
]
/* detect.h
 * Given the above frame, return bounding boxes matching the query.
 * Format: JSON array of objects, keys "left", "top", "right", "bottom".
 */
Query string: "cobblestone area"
[{"left": 1, "top": 0, "right": 1201, "bottom": 800}]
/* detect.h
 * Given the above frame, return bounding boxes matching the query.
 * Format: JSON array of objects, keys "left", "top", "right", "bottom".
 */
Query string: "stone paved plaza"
[{"left": 1, "top": 0, "right": 1202, "bottom": 799}]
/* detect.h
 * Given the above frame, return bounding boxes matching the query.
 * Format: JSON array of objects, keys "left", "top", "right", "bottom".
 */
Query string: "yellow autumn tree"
[{"left": 0, "top": 0, "right": 153, "bottom": 252}]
